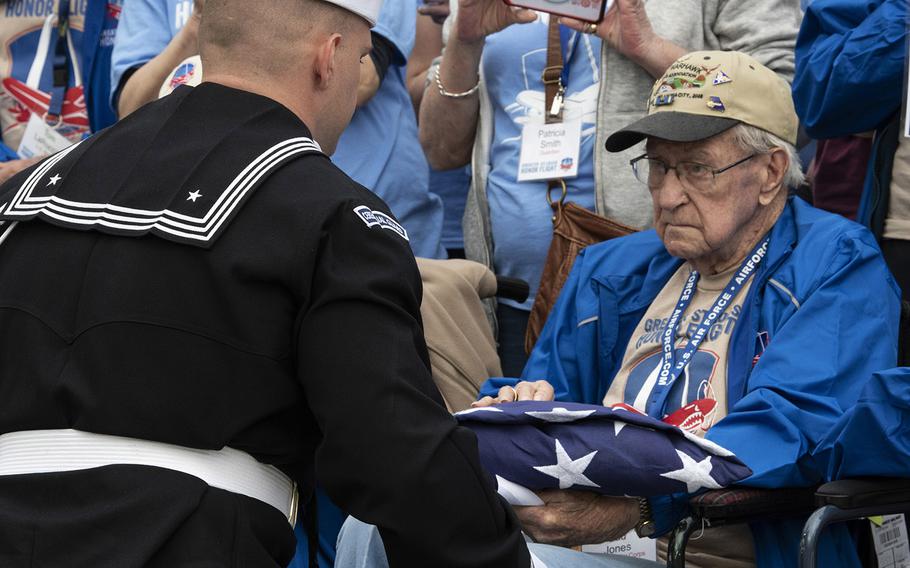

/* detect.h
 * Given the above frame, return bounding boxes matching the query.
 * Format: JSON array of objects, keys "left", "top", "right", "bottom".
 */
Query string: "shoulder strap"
[{"left": 542, "top": 17, "right": 564, "bottom": 125}]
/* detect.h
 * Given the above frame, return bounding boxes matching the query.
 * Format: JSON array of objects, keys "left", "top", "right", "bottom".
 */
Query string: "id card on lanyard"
[
  {"left": 646, "top": 237, "right": 770, "bottom": 418},
  {"left": 19, "top": 0, "right": 79, "bottom": 159},
  {"left": 517, "top": 21, "right": 583, "bottom": 182}
]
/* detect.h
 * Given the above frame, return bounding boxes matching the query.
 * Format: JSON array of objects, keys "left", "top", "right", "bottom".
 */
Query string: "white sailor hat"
[{"left": 325, "top": 0, "right": 382, "bottom": 26}]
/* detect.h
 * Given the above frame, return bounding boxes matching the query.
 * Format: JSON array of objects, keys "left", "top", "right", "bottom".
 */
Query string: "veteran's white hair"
[{"left": 729, "top": 123, "right": 806, "bottom": 190}]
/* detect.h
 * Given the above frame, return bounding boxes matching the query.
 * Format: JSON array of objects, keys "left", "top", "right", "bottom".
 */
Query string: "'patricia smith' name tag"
[{"left": 517, "top": 120, "right": 581, "bottom": 182}]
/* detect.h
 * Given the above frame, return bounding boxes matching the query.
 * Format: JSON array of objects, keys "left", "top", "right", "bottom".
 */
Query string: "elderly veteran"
[{"left": 466, "top": 51, "right": 899, "bottom": 568}]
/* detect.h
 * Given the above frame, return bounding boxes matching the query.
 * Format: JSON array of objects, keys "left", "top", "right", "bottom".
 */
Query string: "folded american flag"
[{"left": 455, "top": 401, "right": 752, "bottom": 497}]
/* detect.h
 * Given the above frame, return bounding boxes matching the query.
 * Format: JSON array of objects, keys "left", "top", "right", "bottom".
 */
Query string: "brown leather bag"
[{"left": 524, "top": 199, "right": 636, "bottom": 354}]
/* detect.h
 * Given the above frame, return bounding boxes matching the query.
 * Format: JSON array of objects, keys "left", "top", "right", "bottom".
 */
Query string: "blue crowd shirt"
[
  {"left": 332, "top": 0, "right": 445, "bottom": 259},
  {"left": 483, "top": 16, "right": 600, "bottom": 310},
  {"left": 430, "top": 166, "right": 470, "bottom": 251},
  {"left": 110, "top": 0, "right": 192, "bottom": 102}
]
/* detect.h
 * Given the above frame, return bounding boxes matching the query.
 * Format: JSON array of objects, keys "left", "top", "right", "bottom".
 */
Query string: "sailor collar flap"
[{"left": 0, "top": 84, "right": 324, "bottom": 249}]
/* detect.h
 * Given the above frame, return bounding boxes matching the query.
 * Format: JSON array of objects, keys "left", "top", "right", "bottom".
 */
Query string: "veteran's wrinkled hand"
[
  {"left": 471, "top": 380, "right": 556, "bottom": 407},
  {"left": 515, "top": 490, "right": 640, "bottom": 548}
]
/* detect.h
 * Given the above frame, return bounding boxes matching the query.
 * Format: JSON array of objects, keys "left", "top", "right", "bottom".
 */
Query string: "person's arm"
[
  {"left": 710, "top": 0, "right": 802, "bottom": 83},
  {"left": 356, "top": 30, "right": 402, "bottom": 108},
  {"left": 560, "top": 0, "right": 685, "bottom": 80},
  {"left": 0, "top": 156, "right": 42, "bottom": 184},
  {"left": 114, "top": 0, "right": 203, "bottom": 118},
  {"left": 406, "top": 14, "right": 444, "bottom": 112},
  {"left": 418, "top": 0, "right": 536, "bottom": 170},
  {"left": 297, "top": 191, "right": 530, "bottom": 566},
  {"left": 793, "top": 0, "right": 906, "bottom": 139},
  {"left": 707, "top": 228, "right": 900, "bottom": 490},
  {"left": 357, "top": 42, "right": 383, "bottom": 107},
  {"left": 645, "top": 230, "right": 900, "bottom": 535}
]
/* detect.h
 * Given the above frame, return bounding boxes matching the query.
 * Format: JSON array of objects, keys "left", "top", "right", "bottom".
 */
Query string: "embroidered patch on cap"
[{"left": 353, "top": 205, "right": 409, "bottom": 242}]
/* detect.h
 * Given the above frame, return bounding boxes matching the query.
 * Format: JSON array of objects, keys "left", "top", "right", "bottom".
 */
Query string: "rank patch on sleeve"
[{"left": 353, "top": 205, "right": 409, "bottom": 242}]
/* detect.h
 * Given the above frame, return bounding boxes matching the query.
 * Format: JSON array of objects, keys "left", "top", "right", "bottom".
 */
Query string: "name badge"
[
  {"left": 18, "top": 114, "right": 74, "bottom": 159},
  {"left": 517, "top": 120, "right": 581, "bottom": 182},
  {"left": 582, "top": 530, "right": 658, "bottom": 561}
]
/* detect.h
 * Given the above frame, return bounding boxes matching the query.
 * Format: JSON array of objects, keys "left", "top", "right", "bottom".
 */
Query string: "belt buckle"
[
  {"left": 288, "top": 483, "right": 299, "bottom": 528},
  {"left": 541, "top": 65, "right": 563, "bottom": 85}
]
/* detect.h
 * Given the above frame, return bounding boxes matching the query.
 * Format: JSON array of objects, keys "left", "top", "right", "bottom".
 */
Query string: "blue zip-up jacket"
[
  {"left": 792, "top": 0, "right": 907, "bottom": 227},
  {"left": 481, "top": 197, "right": 900, "bottom": 567}
]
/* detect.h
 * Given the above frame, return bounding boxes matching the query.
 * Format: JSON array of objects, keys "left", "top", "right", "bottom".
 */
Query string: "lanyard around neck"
[
  {"left": 47, "top": 0, "right": 72, "bottom": 124},
  {"left": 645, "top": 236, "right": 771, "bottom": 418}
]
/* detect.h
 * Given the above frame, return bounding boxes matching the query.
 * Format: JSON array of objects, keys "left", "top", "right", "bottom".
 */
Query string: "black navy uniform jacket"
[{"left": 0, "top": 83, "right": 529, "bottom": 567}]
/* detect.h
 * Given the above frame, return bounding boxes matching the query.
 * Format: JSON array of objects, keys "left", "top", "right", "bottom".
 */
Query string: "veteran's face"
[{"left": 646, "top": 130, "right": 774, "bottom": 272}]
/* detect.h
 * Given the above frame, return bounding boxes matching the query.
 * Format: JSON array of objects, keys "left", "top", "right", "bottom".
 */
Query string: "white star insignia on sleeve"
[
  {"left": 187, "top": 190, "right": 203, "bottom": 203},
  {"left": 47, "top": 174, "right": 62, "bottom": 186}
]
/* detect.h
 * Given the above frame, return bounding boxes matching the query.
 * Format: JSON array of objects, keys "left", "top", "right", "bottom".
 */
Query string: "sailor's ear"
[{"left": 312, "top": 33, "right": 343, "bottom": 91}]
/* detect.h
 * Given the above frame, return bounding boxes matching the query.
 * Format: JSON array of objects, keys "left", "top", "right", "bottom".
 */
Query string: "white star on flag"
[
  {"left": 610, "top": 406, "right": 635, "bottom": 436},
  {"left": 533, "top": 439, "right": 600, "bottom": 490},
  {"left": 187, "top": 190, "right": 203, "bottom": 203},
  {"left": 47, "top": 174, "right": 62, "bottom": 186},
  {"left": 454, "top": 406, "right": 503, "bottom": 416},
  {"left": 660, "top": 449, "right": 723, "bottom": 493},
  {"left": 524, "top": 407, "right": 596, "bottom": 423}
]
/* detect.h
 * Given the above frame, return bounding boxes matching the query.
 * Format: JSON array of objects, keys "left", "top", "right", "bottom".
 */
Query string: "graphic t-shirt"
[
  {"left": 606, "top": 261, "right": 757, "bottom": 568},
  {"left": 0, "top": 0, "right": 92, "bottom": 151},
  {"left": 483, "top": 15, "right": 600, "bottom": 309},
  {"left": 604, "top": 262, "right": 755, "bottom": 435}
]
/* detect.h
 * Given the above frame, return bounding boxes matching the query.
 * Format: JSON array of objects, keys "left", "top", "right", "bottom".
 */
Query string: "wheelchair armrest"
[
  {"left": 495, "top": 276, "right": 530, "bottom": 303},
  {"left": 689, "top": 486, "right": 817, "bottom": 526},
  {"left": 815, "top": 478, "right": 910, "bottom": 510}
]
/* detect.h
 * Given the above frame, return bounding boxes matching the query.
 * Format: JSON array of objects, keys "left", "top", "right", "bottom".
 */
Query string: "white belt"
[{"left": 0, "top": 429, "right": 298, "bottom": 526}]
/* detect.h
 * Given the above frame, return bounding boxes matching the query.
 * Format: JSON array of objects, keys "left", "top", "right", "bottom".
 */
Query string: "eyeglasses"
[{"left": 630, "top": 153, "right": 757, "bottom": 192}]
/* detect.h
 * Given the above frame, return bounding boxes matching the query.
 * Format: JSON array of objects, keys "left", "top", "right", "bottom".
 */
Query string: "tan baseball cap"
[{"left": 605, "top": 51, "right": 798, "bottom": 152}]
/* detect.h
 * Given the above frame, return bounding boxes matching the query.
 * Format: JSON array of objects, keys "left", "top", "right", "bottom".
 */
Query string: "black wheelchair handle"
[{"left": 495, "top": 277, "right": 530, "bottom": 304}]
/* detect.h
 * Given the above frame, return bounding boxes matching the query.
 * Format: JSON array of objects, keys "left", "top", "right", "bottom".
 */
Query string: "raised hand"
[
  {"left": 471, "top": 380, "right": 556, "bottom": 407},
  {"left": 454, "top": 0, "right": 537, "bottom": 44},
  {"left": 560, "top": 0, "right": 684, "bottom": 78}
]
